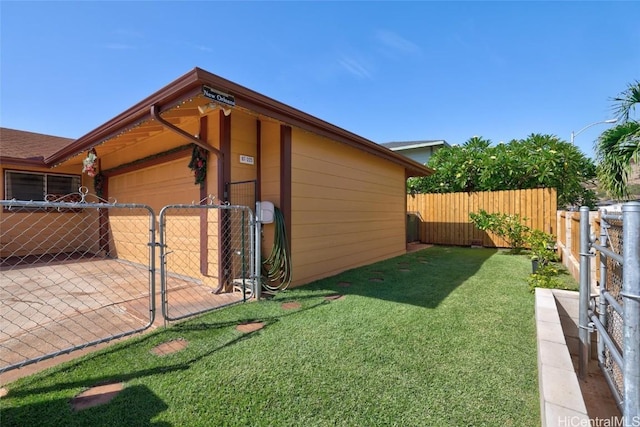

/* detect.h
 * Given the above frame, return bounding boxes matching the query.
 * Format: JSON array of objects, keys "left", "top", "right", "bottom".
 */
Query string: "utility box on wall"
[{"left": 406, "top": 213, "right": 420, "bottom": 243}]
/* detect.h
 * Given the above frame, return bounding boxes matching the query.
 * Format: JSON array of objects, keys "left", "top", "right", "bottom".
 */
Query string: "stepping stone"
[
  {"left": 337, "top": 281, "right": 351, "bottom": 287},
  {"left": 151, "top": 339, "right": 188, "bottom": 356},
  {"left": 281, "top": 301, "right": 302, "bottom": 310},
  {"left": 324, "top": 294, "right": 345, "bottom": 301},
  {"left": 399, "top": 268, "right": 410, "bottom": 272},
  {"left": 236, "top": 321, "right": 265, "bottom": 333},
  {"left": 369, "top": 277, "right": 384, "bottom": 282},
  {"left": 71, "top": 382, "right": 124, "bottom": 411}
]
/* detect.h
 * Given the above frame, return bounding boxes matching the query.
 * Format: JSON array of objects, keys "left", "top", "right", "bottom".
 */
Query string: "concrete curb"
[{"left": 535, "top": 288, "right": 589, "bottom": 426}]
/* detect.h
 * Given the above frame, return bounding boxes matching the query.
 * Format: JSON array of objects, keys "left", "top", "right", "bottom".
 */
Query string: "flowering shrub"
[
  {"left": 527, "top": 265, "right": 567, "bottom": 293},
  {"left": 528, "top": 229, "right": 558, "bottom": 266},
  {"left": 469, "top": 209, "right": 530, "bottom": 253}
]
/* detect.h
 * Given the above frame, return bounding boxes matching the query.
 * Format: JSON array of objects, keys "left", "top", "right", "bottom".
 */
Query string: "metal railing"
[
  {"left": 0, "top": 194, "right": 156, "bottom": 373},
  {"left": 0, "top": 191, "right": 261, "bottom": 374},
  {"left": 579, "top": 202, "right": 640, "bottom": 422},
  {"left": 159, "top": 201, "right": 256, "bottom": 322}
]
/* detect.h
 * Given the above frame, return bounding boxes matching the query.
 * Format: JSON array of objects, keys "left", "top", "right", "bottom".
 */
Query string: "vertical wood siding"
[
  {"left": 406, "top": 188, "right": 557, "bottom": 247},
  {"left": 290, "top": 129, "right": 406, "bottom": 286},
  {"left": 258, "top": 121, "right": 281, "bottom": 253},
  {"left": 230, "top": 112, "right": 257, "bottom": 183}
]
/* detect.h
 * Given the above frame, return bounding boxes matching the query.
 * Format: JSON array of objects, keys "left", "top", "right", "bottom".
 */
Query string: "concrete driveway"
[{"left": 0, "top": 258, "right": 244, "bottom": 381}]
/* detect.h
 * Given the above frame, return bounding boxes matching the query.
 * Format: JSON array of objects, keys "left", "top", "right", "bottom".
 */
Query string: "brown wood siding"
[
  {"left": 160, "top": 209, "right": 222, "bottom": 284},
  {"left": 0, "top": 211, "right": 100, "bottom": 258},
  {"left": 108, "top": 157, "right": 199, "bottom": 211},
  {"left": 406, "top": 188, "right": 557, "bottom": 247},
  {"left": 104, "top": 113, "right": 223, "bottom": 283},
  {"left": 280, "top": 126, "right": 292, "bottom": 260},
  {"left": 259, "top": 121, "right": 281, "bottom": 253},
  {"left": 230, "top": 111, "right": 257, "bottom": 183},
  {"left": 290, "top": 129, "right": 406, "bottom": 287},
  {"left": 106, "top": 157, "right": 200, "bottom": 269},
  {"left": 204, "top": 110, "right": 221, "bottom": 200}
]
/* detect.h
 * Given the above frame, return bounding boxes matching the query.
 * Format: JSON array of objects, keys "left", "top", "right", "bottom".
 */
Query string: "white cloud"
[
  {"left": 338, "top": 55, "right": 373, "bottom": 79},
  {"left": 375, "top": 30, "right": 421, "bottom": 56}
]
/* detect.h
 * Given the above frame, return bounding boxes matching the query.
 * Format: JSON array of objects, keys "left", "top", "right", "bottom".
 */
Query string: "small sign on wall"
[
  {"left": 239, "top": 155, "right": 254, "bottom": 165},
  {"left": 202, "top": 85, "right": 236, "bottom": 107}
]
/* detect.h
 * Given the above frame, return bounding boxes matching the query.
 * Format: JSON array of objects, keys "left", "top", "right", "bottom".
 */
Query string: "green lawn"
[{"left": 0, "top": 247, "right": 541, "bottom": 426}]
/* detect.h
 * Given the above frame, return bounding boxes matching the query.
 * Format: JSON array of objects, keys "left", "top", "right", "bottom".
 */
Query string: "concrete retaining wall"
[{"left": 535, "top": 288, "right": 589, "bottom": 426}]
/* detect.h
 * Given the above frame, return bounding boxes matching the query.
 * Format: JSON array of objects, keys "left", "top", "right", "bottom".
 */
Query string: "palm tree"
[{"left": 595, "top": 80, "right": 640, "bottom": 200}]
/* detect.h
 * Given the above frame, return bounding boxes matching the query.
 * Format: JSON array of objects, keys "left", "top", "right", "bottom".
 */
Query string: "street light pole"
[{"left": 570, "top": 118, "right": 618, "bottom": 144}]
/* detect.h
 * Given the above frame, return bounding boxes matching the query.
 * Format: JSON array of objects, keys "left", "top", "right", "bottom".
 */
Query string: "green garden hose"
[{"left": 261, "top": 207, "right": 292, "bottom": 291}]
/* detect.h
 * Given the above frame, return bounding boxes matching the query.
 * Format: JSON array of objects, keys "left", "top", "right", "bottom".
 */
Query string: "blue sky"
[{"left": 1, "top": 1, "right": 639, "bottom": 159}]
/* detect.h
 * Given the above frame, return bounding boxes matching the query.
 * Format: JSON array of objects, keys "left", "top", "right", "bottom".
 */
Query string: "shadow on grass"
[
  {"left": 2, "top": 246, "right": 497, "bottom": 422},
  {"left": 4, "top": 296, "right": 331, "bottom": 399},
  {"left": 303, "top": 246, "right": 499, "bottom": 309},
  {"left": 1, "top": 384, "right": 170, "bottom": 427}
]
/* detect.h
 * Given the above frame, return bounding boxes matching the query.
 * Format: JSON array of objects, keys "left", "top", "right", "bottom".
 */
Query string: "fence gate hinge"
[{"left": 578, "top": 323, "right": 595, "bottom": 333}]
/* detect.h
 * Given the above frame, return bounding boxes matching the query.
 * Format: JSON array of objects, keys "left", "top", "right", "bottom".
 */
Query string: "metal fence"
[
  {"left": 578, "top": 202, "right": 640, "bottom": 421},
  {"left": 227, "top": 180, "right": 256, "bottom": 209},
  {"left": 159, "top": 201, "right": 255, "bottom": 322},
  {"left": 0, "top": 191, "right": 260, "bottom": 374},
  {"left": 0, "top": 194, "right": 156, "bottom": 373}
]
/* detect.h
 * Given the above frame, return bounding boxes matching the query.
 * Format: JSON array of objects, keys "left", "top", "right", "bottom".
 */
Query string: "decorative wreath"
[
  {"left": 94, "top": 172, "right": 105, "bottom": 198},
  {"left": 188, "top": 145, "right": 208, "bottom": 185}
]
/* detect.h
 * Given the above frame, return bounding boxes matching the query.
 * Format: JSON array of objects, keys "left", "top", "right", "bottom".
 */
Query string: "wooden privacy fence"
[
  {"left": 406, "top": 188, "right": 557, "bottom": 247},
  {"left": 557, "top": 210, "right": 601, "bottom": 287}
]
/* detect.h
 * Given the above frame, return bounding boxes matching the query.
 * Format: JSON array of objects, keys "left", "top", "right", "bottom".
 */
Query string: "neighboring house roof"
[
  {"left": 41, "top": 67, "right": 431, "bottom": 177},
  {"left": 381, "top": 140, "right": 450, "bottom": 150},
  {"left": 0, "top": 128, "right": 75, "bottom": 166}
]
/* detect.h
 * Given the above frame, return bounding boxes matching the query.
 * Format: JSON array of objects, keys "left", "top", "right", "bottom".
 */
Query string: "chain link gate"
[
  {"left": 579, "top": 202, "right": 640, "bottom": 421},
  {"left": 158, "top": 199, "right": 256, "bottom": 322},
  {"left": 0, "top": 191, "right": 157, "bottom": 373}
]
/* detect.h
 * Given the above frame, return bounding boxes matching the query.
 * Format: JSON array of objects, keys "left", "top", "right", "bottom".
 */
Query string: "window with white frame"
[{"left": 4, "top": 170, "right": 81, "bottom": 201}]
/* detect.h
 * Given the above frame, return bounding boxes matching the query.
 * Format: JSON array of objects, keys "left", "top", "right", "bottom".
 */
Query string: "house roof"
[
  {"left": 381, "top": 140, "right": 450, "bottom": 151},
  {"left": 42, "top": 67, "right": 431, "bottom": 177},
  {"left": 0, "top": 128, "right": 75, "bottom": 166}
]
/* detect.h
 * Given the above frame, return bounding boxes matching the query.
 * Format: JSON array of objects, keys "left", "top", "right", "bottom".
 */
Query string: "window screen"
[{"left": 5, "top": 171, "right": 81, "bottom": 201}]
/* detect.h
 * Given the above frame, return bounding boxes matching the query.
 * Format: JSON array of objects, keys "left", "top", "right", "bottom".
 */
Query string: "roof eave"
[
  {"left": 44, "top": 67, "right": 205, "bottom": 166},
  {"left": 44, "top": 67, "right": 433, "bottom": 176},
  {"left": 0, "top": 156, "right": 47, "bottom": 168}
]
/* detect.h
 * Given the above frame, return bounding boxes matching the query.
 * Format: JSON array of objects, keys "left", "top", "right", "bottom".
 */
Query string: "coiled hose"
[{"left": 261, "top": 207, "right": 292, "bottom": 291}]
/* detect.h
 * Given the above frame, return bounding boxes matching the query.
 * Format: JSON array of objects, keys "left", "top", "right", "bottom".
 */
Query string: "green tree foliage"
[
  {"left": 595, "top": 80, "right": 640, "bottom": 200},
  {"left": 408, "top": 134, "right": 597, "bottom": 208}
]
